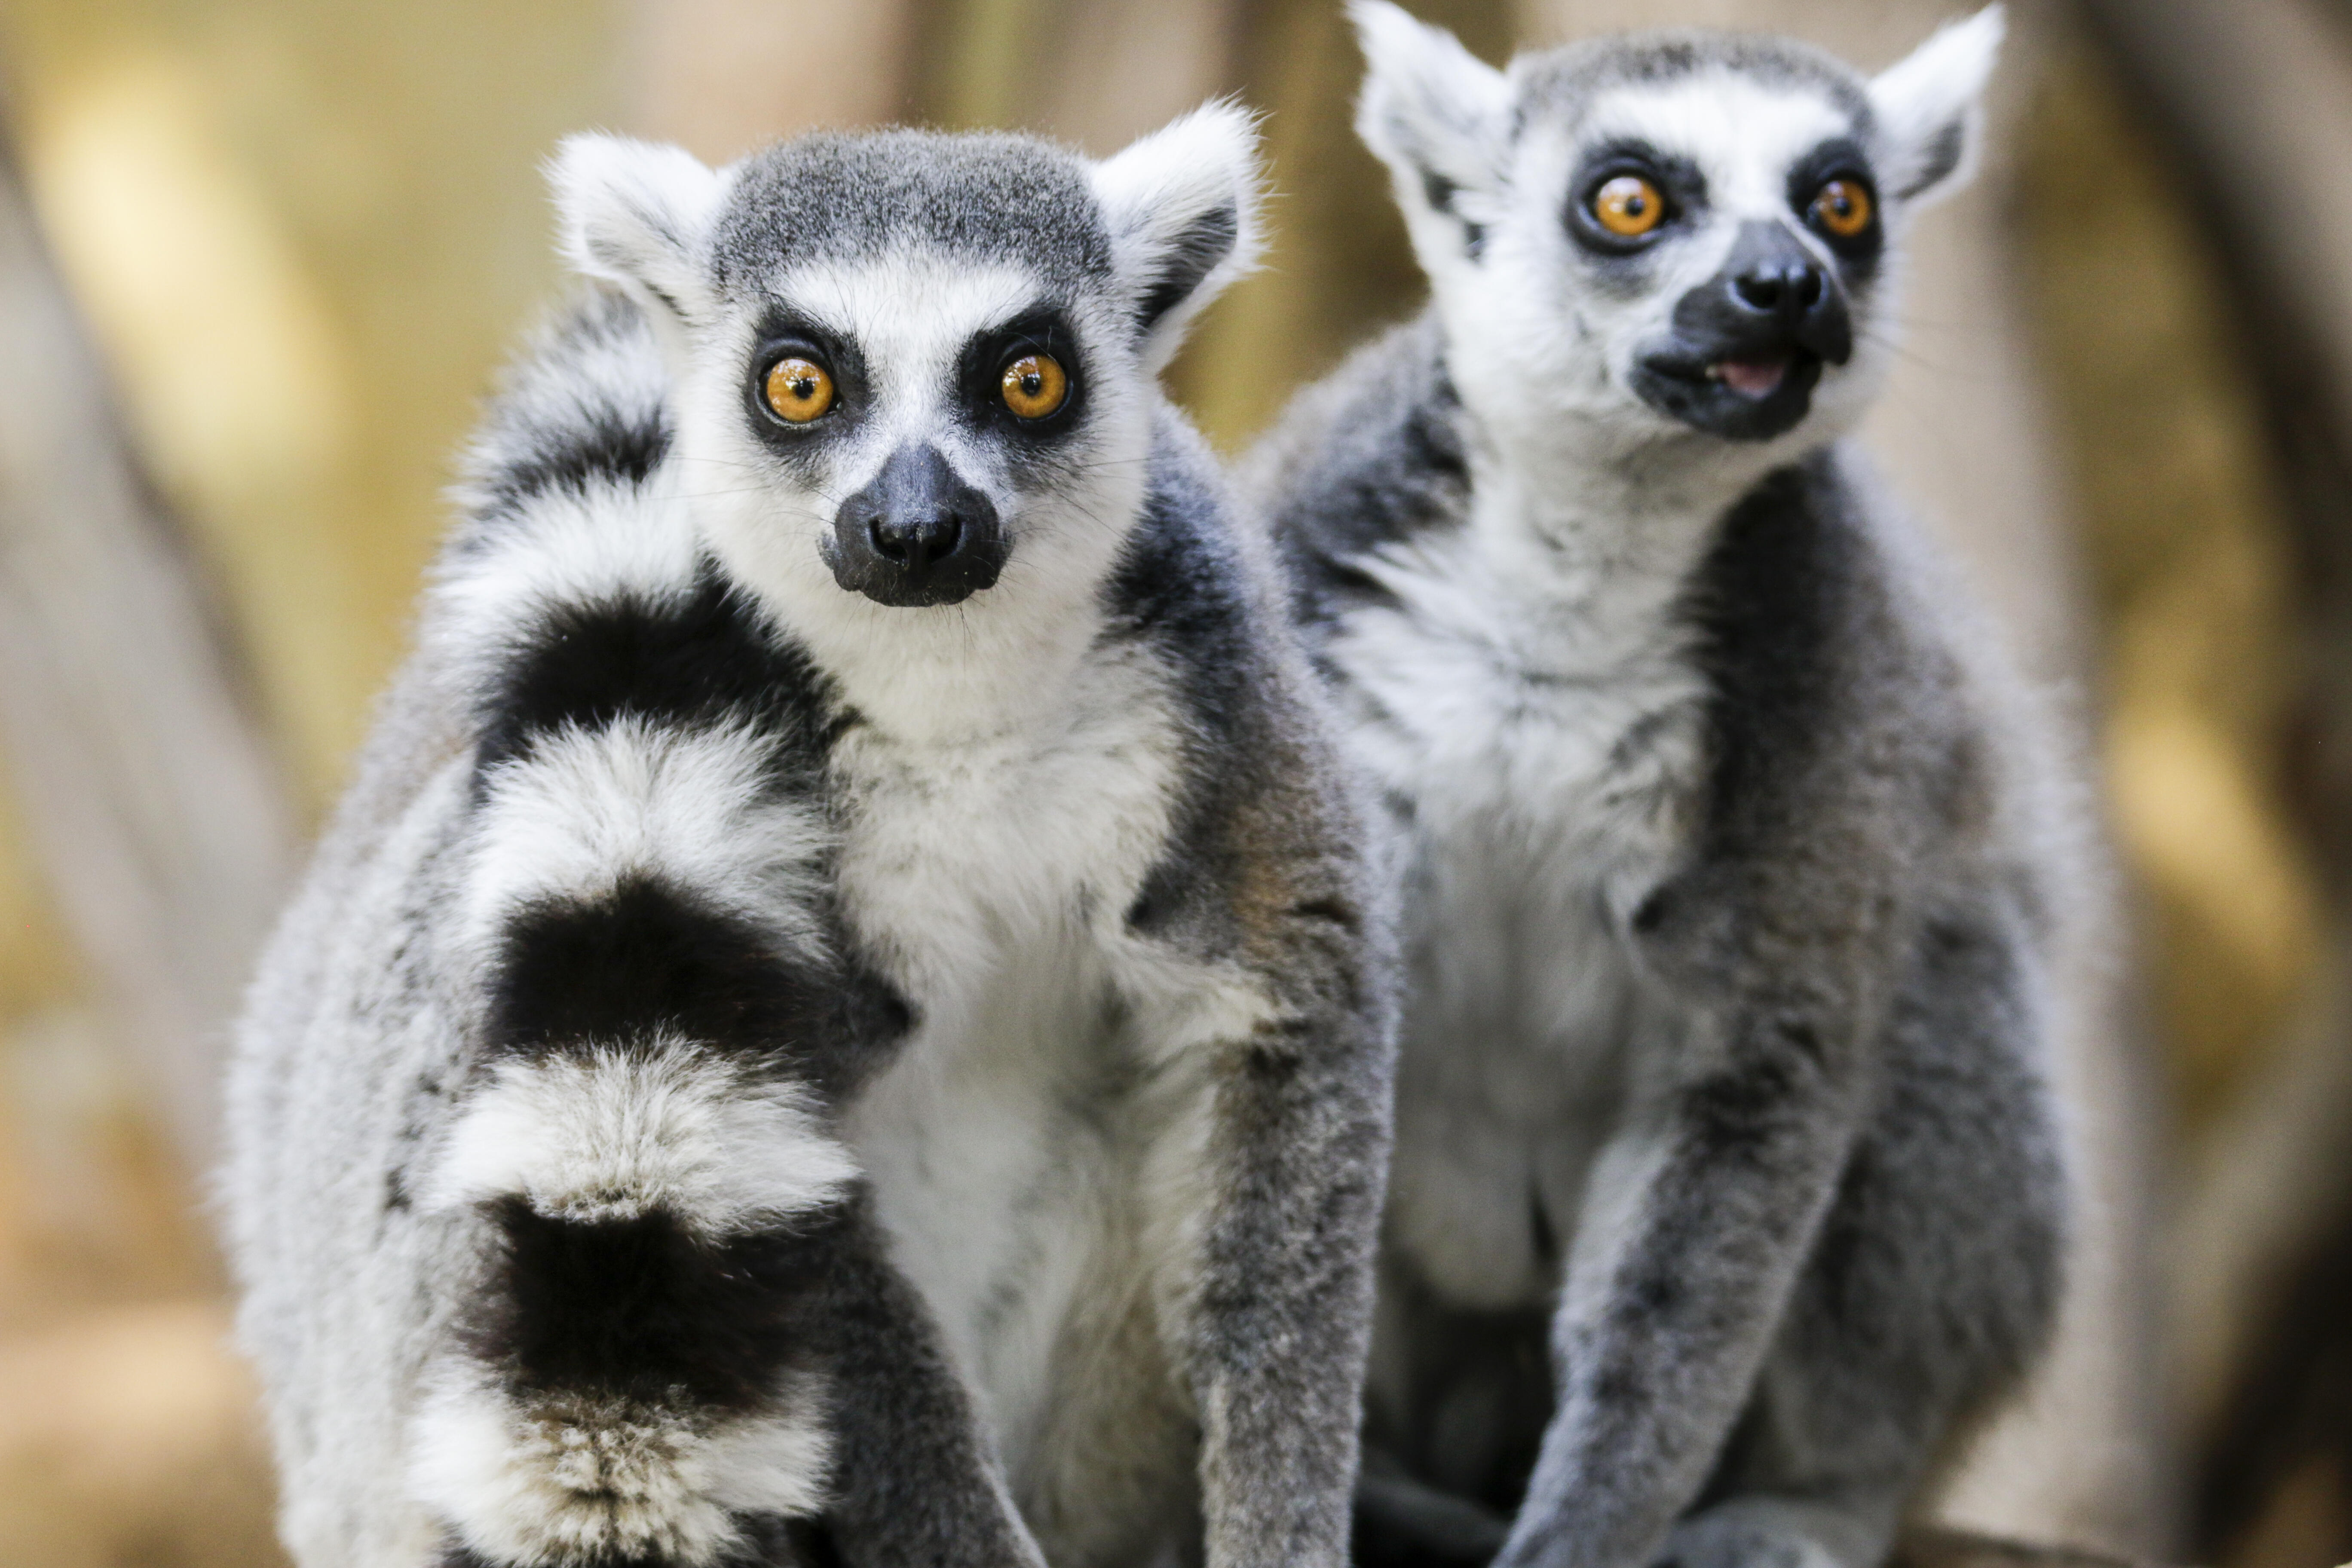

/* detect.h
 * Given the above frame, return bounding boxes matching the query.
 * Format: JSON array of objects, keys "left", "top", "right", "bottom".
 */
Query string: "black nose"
[
  {"left": 868, "top": 511, "right": 963, "bottom": 573},
  {"left": 1708, "top": 220, "right": 1851, "bottom": 364},
  {"left": 1731, "top": 256, "right": 1826, "bottom": 318},
  {"left": 827, "top": 443, "right": 1005, "bottom": 608}
]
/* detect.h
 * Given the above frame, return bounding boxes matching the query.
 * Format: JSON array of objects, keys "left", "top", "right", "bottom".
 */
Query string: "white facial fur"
[
  {"left": 1469, "top": 75, "right": 1871, "bottom": 474},
  {"left": 545, "top": 108, "right": 1261, "bottom": 745},
  {"left": 1351, "top": 1, "right": 2003, "bottom": 499},
  {"left": 674, "top": 253, "right": 1154, "bottom": 745}
]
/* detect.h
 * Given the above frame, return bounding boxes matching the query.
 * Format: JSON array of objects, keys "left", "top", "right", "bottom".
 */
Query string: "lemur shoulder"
[
  {"left": 224, "top": 110, "right": 1395, "bottom": 1568},
  {"left": 1245, "top": 9, "right": 2069, "bottom": 1568}
]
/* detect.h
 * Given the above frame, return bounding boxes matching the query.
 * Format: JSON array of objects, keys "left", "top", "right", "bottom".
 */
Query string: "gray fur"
[
  {"left": 225, "top": 114, "right": 1393, "bottom": 1568},
  {"left": 707, "top": 132, "right": 1114, "bottom": 292},
  {"left": 1245, "top": 11, "right": 2062, "bottom": 1568},
  {"left": 1509, "top": 34, "right": 1872, "bottom": 131}
]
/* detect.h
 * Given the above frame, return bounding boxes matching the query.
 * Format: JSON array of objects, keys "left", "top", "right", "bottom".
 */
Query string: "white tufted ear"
[
  {"left": 1350, "top": 0, "right": 1512, "bottom": 262},
  {"left": 1868, "top": 6, "right": 2005, "bottom": 208},
  {"left": 548, "top": 133, "right": 729, "bottom": 324},
  {"left": 1090, "top": 101, "right": 1265, "bottom": 374}
]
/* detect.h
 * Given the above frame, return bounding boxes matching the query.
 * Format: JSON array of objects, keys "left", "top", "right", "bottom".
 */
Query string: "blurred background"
[{"left": 0, "top": 0, "right": 2346, "bottom": 1564}]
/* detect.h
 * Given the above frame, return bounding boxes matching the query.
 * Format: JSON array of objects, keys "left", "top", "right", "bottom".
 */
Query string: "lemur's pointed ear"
[
  {"left": 1868, "top": 5, "right": 2005, "bottom": 207},
  {"left": 1351, "top": 0, "right": 1510, "bottom": 260},
  {"left": 1091, "top": 102, "right": 1265, "bottom": 372},
  {"left": 550, "top": 133, "right": 728, "bottom": 323}
]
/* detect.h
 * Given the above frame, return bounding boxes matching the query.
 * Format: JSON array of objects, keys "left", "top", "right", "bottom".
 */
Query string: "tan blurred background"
[{"left": 1, "top": 1, "right": 2349, "bottom": 1565}]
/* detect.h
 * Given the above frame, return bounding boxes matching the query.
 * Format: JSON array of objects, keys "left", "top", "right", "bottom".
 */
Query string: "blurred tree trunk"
[
  {"left": 2079, "top": 2, "right": 2352, "bottom": 1563},
  {"left": 0, "top": 128, "right": 292, "bottom": 1170}
]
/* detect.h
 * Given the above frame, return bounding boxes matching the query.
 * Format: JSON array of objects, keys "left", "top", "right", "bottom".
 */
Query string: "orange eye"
[
  {"left": 1592, "top": 174, "right": 1665, "bottom": 238},
  {"left": 763, "top": 356, "right": 835, "bottom": 423},
  {"left": 1001, "top": 352, "right": 1069, "bottom": 420},
  {"left": 1811, "top": 178, "right": 1873, "bottom": 239}
]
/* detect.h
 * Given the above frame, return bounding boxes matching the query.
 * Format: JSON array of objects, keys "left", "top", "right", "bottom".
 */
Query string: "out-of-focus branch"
[{"left": 0, "top": 135, "right": 294, "bottom": 1169}]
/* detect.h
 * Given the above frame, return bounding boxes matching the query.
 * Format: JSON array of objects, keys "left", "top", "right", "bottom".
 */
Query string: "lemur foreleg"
[
  {"left": 1501, "top": 934, "right": 1876, "bottom": 1568},
  {"left": 1655, "top": 903, "right": 2065, "bottom": 1568}
]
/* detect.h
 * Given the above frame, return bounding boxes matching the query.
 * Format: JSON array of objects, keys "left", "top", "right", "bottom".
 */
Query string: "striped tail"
[{"left": 413, "top": 1040, "right": 860, "bottom": 1568}]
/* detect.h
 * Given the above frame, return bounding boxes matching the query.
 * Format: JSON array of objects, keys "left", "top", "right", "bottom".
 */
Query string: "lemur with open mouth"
[
  {"left": 224, "top": 108, "right": 1395, "bottom": 1568},
  {"left": 1246, "top": 9, "right": 2067, "bottom": 1568}
]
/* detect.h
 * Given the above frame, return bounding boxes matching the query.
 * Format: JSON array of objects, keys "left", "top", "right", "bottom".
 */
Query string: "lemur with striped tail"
[
  {"left": 1246, "top": 10, "right": 2067, "bottom": 1568},
  {"left": 223, "top": 107, "right": 1395, "bottom": 1568}
]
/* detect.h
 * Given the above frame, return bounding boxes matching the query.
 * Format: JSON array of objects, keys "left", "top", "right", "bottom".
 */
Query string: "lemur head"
[
  {"left": 549, "top": 110, "right": 1258, "bottom": 624},
  {"left": 1351, "top": 1, "right": 2001, "bottom": 468}
]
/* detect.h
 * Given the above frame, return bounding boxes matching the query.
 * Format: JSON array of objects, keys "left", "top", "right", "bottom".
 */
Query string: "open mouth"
[
  {"left": 1709, "top": 354, "right": 1793, "bottom": 400},
  {"left": 1629, "top": 343, "right": 1826, "bottom": 442}
]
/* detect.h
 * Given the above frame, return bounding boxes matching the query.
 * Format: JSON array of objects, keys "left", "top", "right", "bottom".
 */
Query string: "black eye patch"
[
  {"left": 1785, "top": 138, "right": 1883, "bottom": 270},
  {"left": 956, "top": 308, "right": 1087, "bottom": 441},
  {"left": 741, "top": 308, "right": 870, "bottom": 466},
  {"left": 1565, "top": 140, "right": 1707, "bottom": 259}
]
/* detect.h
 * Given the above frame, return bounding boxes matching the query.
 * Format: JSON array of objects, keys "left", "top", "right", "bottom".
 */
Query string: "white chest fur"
[
  {"left": 1327, "top": 499, "right": 1713, "bottom": 1310},
  {"left": 832, "top": 638, "right": 1188, "bottom": 1473}
]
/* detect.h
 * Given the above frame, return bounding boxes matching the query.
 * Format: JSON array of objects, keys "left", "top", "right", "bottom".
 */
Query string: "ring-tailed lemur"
[
  {"left": 224, "top": 107, "right": 1396, "bottom": 1568},
  {"left": 1244, "top": 9, "right": 2067, "bottom": 1568}
]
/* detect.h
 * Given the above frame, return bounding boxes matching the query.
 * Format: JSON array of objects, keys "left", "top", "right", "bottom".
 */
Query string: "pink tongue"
[{"left": 1717, "top": 356, "right": 1789, "bottom": 398}]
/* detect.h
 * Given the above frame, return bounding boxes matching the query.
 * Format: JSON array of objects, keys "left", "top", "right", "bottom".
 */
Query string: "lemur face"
[
  {"left": 706, "top": 242, "right": 1111, "bottom": 612},
  {"left": 1351, "top": 1, "right": 2002, "bottom": 456},
  {"left": 1552, "top": 71, "right": 1873, "bottom": 443},
  {"left": 550, "top": 114, "right": 1257, "bottom": 616}
]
